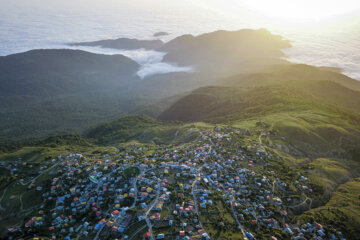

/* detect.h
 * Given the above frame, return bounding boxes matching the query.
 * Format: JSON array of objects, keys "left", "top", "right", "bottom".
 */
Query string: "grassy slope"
[{"left": 296, "top": 178, "right": 360, "bottom": 239}]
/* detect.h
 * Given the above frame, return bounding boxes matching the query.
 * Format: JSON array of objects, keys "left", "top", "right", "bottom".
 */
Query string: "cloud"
[
  {"left": 63, "top": 46, "right": 194, "bottom": 78},
  {"left": 283, "top": 37, "right": 360, "bottom": 80},
  {"left": 137, "top": 62, "right": 194, "bottom": 79}
]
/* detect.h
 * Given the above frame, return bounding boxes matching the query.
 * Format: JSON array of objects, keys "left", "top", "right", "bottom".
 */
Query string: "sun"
[{"left": 239, "top": 0, "right": 360, "bottom": 21}]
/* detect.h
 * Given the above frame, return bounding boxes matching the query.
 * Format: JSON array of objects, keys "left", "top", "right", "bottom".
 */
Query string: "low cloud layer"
[
  {"left": 137, "top": 62, "right": 194, "bottom": 79},
  {"left": 63, "top": 46, "right": 194, "bottom": 78},
  {"left": 280, "top": 28, "right": 360, "bottom": 80}
]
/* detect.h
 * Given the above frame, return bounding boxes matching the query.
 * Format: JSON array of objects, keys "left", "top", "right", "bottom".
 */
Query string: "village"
[{"left": 5, "top": 128, "right": 347, "bottom": 240}]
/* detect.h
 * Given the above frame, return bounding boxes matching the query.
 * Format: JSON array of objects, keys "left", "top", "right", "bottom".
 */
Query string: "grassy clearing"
[
  {"left": 308, "top": 158, "right": 352, "bottom": 191},
  {"left": 124, "top": 167, "right": 140, "bottom": 179}
]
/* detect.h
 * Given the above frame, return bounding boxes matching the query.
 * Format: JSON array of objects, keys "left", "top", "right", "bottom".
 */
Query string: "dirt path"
[
  {"left": 172, "top": 130, "right": 180, "bottom": 143},
  {"left": 19, "top": 194, "right": 24, "bottom": 211},
  {"left": 19, "top": 162, "right": 59, "bottom": 186},
  {"left": 128, "top": 224, "right": 147, "bottom": 240},
  {"left": 0, "top": 184, "right": 11, "bottom": 211},
  {"left": 288, "top": 193, "right": 312, "bottom": 210}
]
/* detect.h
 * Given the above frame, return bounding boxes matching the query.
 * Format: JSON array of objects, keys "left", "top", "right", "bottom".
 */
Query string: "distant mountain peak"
[{"left": 69, "top": 37, "right": 164, "bottom": 50}]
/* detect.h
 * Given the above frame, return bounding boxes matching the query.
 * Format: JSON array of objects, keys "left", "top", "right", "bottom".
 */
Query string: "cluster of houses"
[{"left": 5, "top": 128, "right": 347, "bottom": 240}]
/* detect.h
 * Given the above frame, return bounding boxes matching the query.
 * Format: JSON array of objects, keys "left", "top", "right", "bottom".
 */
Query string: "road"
[
  {"left": 94, "top": 167, "right": 131, "bottom": 240},
  {"left": 230, "top": 197, "right": 247, "bottom": 238},
  {"left": 191, "top": 166, "right": 211, "bottom": 239},
  {"left": 272, "top": 179, "right": 276, "bottom": 194},
  {"left": 143, "top": 178, "right": 161, "bottom": 240},
  {"left": 127, "top": 224, "right": 147, "bottom": 240},
  {"left": 19, "top": 162, "right": 60, "bottom": 186},
  {"left": 288, "top": 193, "right": 312, "bottom": 210}
]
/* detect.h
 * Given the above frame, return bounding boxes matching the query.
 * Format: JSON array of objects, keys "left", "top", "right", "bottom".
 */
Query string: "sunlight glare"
[{"left": 240, "top": 0, "right": 360, "bottom": 21}]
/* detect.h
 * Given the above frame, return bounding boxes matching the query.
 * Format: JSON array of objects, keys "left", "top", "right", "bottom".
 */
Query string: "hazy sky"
[
  {"left": 3, "top": 0, "right": 359, "bottom": 19},
  {"left": 2, "top": 0, "right": 359, "bottom": 33}
]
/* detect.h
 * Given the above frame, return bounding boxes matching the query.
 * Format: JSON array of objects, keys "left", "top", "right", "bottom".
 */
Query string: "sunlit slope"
[{"left": 160, "top": 65, "right": 360, "bottom": 122}]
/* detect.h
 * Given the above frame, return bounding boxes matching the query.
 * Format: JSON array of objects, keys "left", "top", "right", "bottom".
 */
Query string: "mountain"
[
  {"left": 0, "top": 49, "right": 139, "bottom": 96},
  {"left": 159, "top": 28, "right": 291, "bottom": 74},
  {"left": 70, "top": 38, "right": 164, "bottom": 50},
  {"left": 0, "top": 49, "right": 142, "bottom": 139},
  {"left": 153, "top": 31, "right": 169, "bottom": 37}
]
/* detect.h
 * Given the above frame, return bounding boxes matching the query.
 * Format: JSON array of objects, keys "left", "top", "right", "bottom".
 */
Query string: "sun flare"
[{"left": 240, "top": 0, "right": 359, "bottom": 21}]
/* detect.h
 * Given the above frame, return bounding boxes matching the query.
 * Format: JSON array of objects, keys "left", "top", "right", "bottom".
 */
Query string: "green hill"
[{"left": 0, "top": 49, "right": 139, "bottom": 96}]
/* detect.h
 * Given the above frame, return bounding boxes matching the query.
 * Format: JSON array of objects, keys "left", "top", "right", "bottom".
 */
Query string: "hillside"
[{"left": 160, "top": 65, "right": 360, "bottom": 122}]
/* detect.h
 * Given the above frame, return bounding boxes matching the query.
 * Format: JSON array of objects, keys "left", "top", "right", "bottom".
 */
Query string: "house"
[
  {"left": 156, "top": 234, "right": 165, "bottom": 239},
  {"left": 111, "top": 210, "right": 120, "bottom": 217}
]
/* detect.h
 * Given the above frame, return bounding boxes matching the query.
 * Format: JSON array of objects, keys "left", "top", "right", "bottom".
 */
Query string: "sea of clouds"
[{"left": 0, "top": 0, "right": 359, "bottom": 79}]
